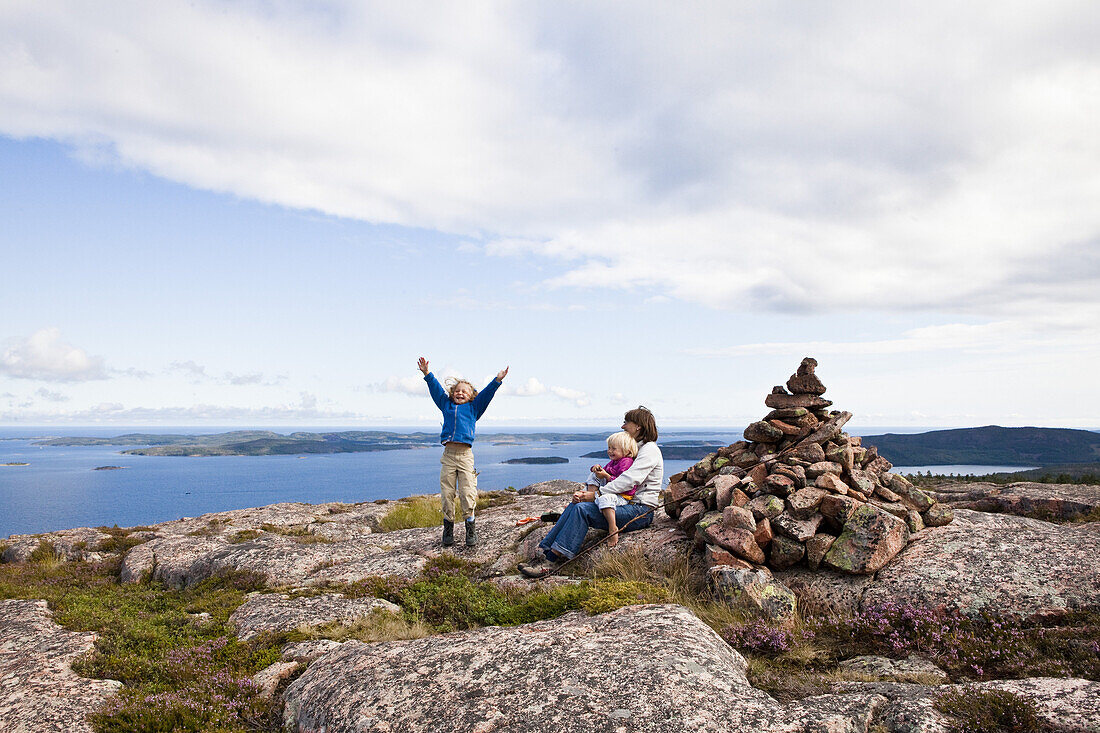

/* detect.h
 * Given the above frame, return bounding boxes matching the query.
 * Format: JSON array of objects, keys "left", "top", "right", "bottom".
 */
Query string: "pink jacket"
[{"left": 603, "top": 456, "right": 638, "bottom": 497}]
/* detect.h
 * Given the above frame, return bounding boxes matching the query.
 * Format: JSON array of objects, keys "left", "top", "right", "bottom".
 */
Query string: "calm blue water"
[{"left": 0, "top": 426, "right": 741, "bottom": 537}]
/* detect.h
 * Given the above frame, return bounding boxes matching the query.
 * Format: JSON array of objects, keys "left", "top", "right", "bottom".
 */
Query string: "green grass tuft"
[
  {"left": 29, "top": 539, "right": 63, "bottom": 564},
  {"left": 935, "top": 687, "right": 1043, "bottom": 733},
  {"left": 377, "top": 497, "right": 445, "bottom": 531}
]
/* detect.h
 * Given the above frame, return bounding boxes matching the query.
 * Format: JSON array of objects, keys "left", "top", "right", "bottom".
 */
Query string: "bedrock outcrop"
[
  {"left": 282, "top": 604, "right": 889, "bottom": 733},
  {"left": 0, "top": 599, "right": 122, "bottom": 733},
  {"left": 282, "top": 603, "right": 1100, "bottom": 733},
  {"left": 780, "top": 508, "right": 1100, "bottom": 619}
]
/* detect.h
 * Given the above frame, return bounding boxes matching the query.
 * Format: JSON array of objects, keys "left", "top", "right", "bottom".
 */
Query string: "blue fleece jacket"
[{"left": 424, "top": 372, "right": 501, "bottom": 445}]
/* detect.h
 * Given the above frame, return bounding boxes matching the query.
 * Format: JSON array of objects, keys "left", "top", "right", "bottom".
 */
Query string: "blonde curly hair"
[{"left": 444, "top": 377, "right": 478, "bottom": 401}]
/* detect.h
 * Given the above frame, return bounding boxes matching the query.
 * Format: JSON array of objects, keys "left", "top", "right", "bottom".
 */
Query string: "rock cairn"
[{"left": 666, "top": 357, "right": 954, "bottom": 575}]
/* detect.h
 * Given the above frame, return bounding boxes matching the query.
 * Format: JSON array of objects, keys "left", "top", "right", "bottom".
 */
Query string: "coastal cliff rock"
[{"left": 0, "top": 599, "right": 122, "bottom": 733}]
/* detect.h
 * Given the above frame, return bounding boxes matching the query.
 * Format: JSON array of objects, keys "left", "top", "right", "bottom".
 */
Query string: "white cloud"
[
  {"left": 373, "top": 376, "right": 430, "bottom": 397},
  {"left": 168, "top": 360, "right": 208, "bottom": 380},
  {"left": 686, "top": 314, "right": 1100, "bottom": 358},
  {"left": 1, "top": 2, "right": 1097, "bottom": 320},
  {"left": 499, "top": 377, "right": 547, "bottom": 397},
  {"left": 0, "top": 328, "right": 108, "bottom": 382},
  {"left": 35, "top": 387, "right": 69, "bottom": 402},
  {"left": 549, "top": 386, "right": 590, "bottom": 408},
  {"left": 0, "top": 393, "right": 361, "bottom": 424}
]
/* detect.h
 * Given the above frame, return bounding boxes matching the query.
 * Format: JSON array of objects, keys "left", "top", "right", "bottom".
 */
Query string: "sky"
[{"left": 1, "top": 1, "right": 1098, "bottom": 430}]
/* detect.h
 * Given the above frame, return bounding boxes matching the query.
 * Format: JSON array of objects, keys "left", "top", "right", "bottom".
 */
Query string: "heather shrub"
[
  {"left": 722, "top": 619, "right": 815, "bottom": 656},
  {"left": 90, "top": 636, "right": 283, "bottom": 733},
  {"left": 809, "top": 601, "right": 1100, "bottom": 681}
]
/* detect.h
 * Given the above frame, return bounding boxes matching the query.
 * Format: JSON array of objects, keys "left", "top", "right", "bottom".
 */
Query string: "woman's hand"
[
  {"left": 571, "top": 489, "right": 596, "bottom": 503},
  {"left": 496, "top": 366, "right": 509, "bottom": 382},
  {"left": 417, "top": 357, "right": 429, "bottom": 375}
]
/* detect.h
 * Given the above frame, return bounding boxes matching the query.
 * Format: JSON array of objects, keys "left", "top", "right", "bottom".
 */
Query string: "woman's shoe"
[{"left": 442, "top": 520, "right": 455, "bottom": 547}]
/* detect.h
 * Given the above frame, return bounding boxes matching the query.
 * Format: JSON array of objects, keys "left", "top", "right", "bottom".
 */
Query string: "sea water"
[{"left": 0, "top": 427, "right": 740, "bottom": 537}]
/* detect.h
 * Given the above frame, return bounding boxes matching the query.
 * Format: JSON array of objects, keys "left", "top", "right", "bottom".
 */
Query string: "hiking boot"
[
  {"left": 442, "top": 519, "right": 454, "bottom": 547},
  {"left": 518, "top": 558, "right": 556, "bottom": 579},
  {"left": 539, "top": 512, "right": 561, "bottom": 523},
  {"left": 464, "top": 517, "right": 477, "bottom": 547}
]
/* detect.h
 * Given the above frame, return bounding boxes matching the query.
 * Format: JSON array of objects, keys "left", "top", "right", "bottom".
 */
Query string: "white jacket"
[{"left": 597, "top": 441, "right": 663, "bottom": 507}]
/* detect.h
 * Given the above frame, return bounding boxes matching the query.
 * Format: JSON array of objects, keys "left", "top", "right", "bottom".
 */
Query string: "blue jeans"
[{"left": 538, "top": 501, "right": 654, "bottom": 560}]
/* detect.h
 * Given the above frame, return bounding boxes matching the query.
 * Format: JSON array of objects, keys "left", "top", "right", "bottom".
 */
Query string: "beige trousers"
[{"left": 440, "top": 443, "right": 478, "bottom": 522}]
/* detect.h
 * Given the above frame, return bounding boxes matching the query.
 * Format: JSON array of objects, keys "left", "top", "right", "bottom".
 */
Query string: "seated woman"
[{"left": 519, "top": 407, "right": 664, "bottom": 578}]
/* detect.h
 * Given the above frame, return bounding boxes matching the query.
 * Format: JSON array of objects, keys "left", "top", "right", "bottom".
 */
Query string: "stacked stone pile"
[{"left": 666, "top": 357, "right": 955, "bottom": 575}]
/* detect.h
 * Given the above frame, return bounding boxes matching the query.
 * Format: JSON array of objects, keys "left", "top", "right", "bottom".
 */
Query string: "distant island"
[
  {"left": 503, "top": 457, "right": 569, "bottom": 465},
  {"left": 581, "top": 441, "right": 727, "bottom": 461},
  {"left": 863, "top": 426, "right": 1100, "bottom": 466},
  {"left": 34, "top": 430, "right": 615, "bottom": 457},
  {"left": 30, "top": 426, "right": 1099, "bottom": 464},
  {"left": 2, "top": 462, "right": 30, "bottom": 467},
  {"left": 93, "top": 466, "right": 125, "bottom": 471}
]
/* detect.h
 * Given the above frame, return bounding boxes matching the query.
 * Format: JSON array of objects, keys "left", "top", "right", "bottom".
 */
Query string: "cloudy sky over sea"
[{"left": 1, "top": 2, "right": 1098, "bottom": 428}]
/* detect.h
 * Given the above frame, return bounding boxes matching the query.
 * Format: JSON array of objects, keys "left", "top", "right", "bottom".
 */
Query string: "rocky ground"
[{"left": 1, "top": 478, "right": 1098, "bottom": 732}]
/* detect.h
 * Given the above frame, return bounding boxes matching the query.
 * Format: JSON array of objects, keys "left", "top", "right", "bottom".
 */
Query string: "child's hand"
[
  {"left": 495, "top": 366, "right": 509, "bottom": 382},
  {"left": 594, "top": 468, "right": 610, "bottom": 480},
  {"left": 590, "top": 464, "right": 601, "bottom": 473},
  {"left": 417, "top": 357, "right": 429, "bottom": 375}
]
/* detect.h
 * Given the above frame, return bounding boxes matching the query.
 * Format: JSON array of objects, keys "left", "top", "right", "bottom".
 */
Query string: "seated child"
[{"left": 587, "top": 431, "right": 639, "bottom": 547}]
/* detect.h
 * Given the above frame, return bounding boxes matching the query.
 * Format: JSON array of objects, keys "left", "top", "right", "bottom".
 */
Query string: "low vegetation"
[
  {"left": 1, "top": 557, "right": 280, "bottom": 732},
  {"left": 935, "top": 687, "right": 1043, "bottom": 733},
  {"left": 719, "top": 598, "right": 1100, "bottom": 701},
  {"left": 376, "top": 490, "right": 516, "bottom": 532}
]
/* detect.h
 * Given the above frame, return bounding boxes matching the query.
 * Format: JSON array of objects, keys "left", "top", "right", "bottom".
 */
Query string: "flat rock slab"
[
  {"left": 780, "top": 509, "right": 1100, "bottom": 619},
  {"left": 283, "top": 604, "right": 888, "bottom": 733},
  {"left": 117, "top": 493, "right": 569, "bottom": 588},
  {"left": 927, "top": 481, "right": 1100, "bottom": 521},
  {"left": 230, "top": 593, "right": 401, "bottom": 641},
  {"left": 0, "top": 599, "right": 122, "bottom": 733}
]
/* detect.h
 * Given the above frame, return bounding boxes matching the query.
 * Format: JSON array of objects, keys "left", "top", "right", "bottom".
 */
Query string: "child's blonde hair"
[
  {"left": 443, "top": 377, "right": 478, "bottom": 401},
  {"left": 607, "top": 431, "right": 638, "bottom": 458}
]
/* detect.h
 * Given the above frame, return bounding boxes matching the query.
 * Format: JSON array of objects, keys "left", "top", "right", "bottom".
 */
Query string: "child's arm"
[
  {"left": 472, "top": 366, "right": 508, "bottom": 418},
  {"left": 418, "top": 357, "right": 449, "bottom": 411},
  {"left": 604, "top": 456, "right": 634, "bottom": 481}
]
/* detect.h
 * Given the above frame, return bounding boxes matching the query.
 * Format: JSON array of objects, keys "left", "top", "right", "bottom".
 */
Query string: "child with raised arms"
[{"left": 418, "top": 356, "right": 508, "bottom": 547}]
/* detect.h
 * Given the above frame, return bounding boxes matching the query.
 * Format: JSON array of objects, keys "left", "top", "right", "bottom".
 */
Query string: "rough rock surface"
[
  {"left": 229, "top": 593, "right": 401, "bottom": 641},
  {"left": 782, "top": 509, "right": 1100, "bottom": 619},
  {"left": 927, "top": 481, "right": 1100, "bottom": 521},
  {"left": 0, "top": 599, "right": 122, "bottom": 733},
  {"left": 106, "top": 489, "right": 609, "bottom": 588},
  {"left": 709, "top": 567, "right": 797, "bottom": 621},
  {"left": 283, "top": 604, "right": 887, "bottom": 733},
  {"left": 1, "top": 527, "right": 127, "bottom": 564},
  {"left": 837, "top": 655, "right": 949, "bottom": 683}
]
